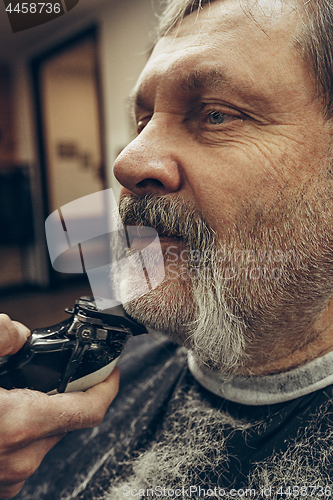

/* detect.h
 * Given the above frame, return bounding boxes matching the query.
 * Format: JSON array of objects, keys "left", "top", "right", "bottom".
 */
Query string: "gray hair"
[{"left": 156, "top": 0, "right": 333, "bottom": 119}]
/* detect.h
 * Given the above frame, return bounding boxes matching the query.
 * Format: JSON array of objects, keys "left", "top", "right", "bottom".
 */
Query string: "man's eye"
[
  {"left": 136, "top": 118, "right": 151, "bottom": 134},
  {"left": 137, "top": 120, "right": 146, "bottom": 134},
  {"left": 207, "top": 111, "right": 227, "bottom": 125}
]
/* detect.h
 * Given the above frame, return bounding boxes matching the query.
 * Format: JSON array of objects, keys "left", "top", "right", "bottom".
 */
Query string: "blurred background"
[{"left": 0, "top": 0, "right": 161, "bottom": 328}]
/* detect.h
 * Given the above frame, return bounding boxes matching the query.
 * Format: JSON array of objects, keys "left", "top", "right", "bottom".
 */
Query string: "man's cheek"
[{"left": 191, "top": 134, "right": 286, "bottom": 206}]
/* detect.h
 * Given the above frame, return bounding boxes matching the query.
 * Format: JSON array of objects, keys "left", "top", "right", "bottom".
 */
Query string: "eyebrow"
[
  {"left": 180, "top": 69, "right": 228, "bottom": 93},
  {"left": 127, "top": 68, "right": 229, "bottom": 115}
]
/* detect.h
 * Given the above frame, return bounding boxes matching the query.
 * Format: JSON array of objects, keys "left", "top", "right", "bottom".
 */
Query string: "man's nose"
[{"left": 113, "top": 120, "right": 183, "bottom": 196}]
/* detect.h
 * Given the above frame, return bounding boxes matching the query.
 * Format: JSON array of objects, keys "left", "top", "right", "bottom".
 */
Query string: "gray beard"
[
  {"left": 118, "top": 189, "right": 333, "bottom": 374},
  {"left": 103, "top": 383, "right": 333, "bottom": 500}
]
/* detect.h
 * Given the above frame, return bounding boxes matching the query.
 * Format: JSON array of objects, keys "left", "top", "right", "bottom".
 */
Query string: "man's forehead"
[
  {"left": 146, "top": 0, "right": 302, "bottom": 79},
  {"left": 165, "top": 0, "right": 300, "bottom": 38},
  {"left": 130, "top": 0, "right": 306, "bottom": 113}
]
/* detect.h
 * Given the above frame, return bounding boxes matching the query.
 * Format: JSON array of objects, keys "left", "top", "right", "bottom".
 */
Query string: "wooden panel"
[{"left": 0, "top": 64, "right": 16, "bottom": 163}]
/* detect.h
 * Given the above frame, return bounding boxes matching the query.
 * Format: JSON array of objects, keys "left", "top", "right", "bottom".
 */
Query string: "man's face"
[{"left": 113, "top": 0, "right": 333, "bottom": 374}]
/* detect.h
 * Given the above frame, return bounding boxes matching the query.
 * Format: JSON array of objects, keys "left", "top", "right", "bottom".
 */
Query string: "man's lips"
[
  {"left": 131, "top": 234, "right": 181, "bottom": 251},
  {"left": 125, "top": 225, "right": 182, "bottom": 247},
  {"left": 157, "top": 235, "right": 182, "bottom": 243}
]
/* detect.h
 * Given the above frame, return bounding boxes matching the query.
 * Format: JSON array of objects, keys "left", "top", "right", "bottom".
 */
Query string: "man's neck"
[
  {"left": 188, "top": 347, "right": 333, "bottom": 405},
  {"left": 247, "top": 295, "right": 333, "bottom": 376}
]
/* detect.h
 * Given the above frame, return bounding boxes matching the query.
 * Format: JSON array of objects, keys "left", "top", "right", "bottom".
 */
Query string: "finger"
[
  {"left": 12, "top": 322, "right": 31, "bottom": 342},
  {"left": 51, "top": 366, "right": 120, "bottom": 431},
  {"left": 0, "top": 434, "right": 64, "bottom": 486},
  {"left": 0, "top": 480, "right": 25, "bottom": 499},
  {"left": 0, "top": 434, "right": 64, "bottom": 499},
  {"left": 1, "top": 367, "right": 120, "bottom": 446},
  {"left": 0, "top": 315, "right": 30, "bottom": 356}
]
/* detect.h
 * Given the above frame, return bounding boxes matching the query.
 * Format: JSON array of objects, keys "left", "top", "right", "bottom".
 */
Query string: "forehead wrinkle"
[{"left": 129, "top": 67, "right": 229, "bottom": 116}]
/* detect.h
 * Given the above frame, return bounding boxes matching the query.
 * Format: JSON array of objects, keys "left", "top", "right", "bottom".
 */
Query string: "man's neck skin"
[{"left": 247, "top": 295, "right": 333, "bottom": 375}]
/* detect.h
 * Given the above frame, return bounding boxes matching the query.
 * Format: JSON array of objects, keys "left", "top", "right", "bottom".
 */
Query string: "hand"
[
  {"left": 0, "top": 368, "right": 120, "bottom": 498},
  {"left": 0, "top": 314, "right": 120, "bottom": 499},
  {"left": 0, "top": 314, "right": 30, "bottom": 356}
]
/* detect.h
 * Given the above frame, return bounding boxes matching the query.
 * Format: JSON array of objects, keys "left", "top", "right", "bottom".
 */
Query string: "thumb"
[
  {"left": 12, "top": 321, "right": 31, "bottom": 342},
  {"left": 0, "top": 315, "right": 30, "bottom": 356}
]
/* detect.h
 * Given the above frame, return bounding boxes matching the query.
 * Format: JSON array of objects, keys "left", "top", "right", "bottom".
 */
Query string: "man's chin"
[
  {"left": 121, "top": 273, "right": 195, "bottom": 338},
  {"left": 122, "top": 293, "right": 247, "bottom": 376}
]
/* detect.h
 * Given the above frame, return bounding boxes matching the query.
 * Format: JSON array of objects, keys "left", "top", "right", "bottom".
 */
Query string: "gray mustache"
[{"left": 118, "top": 194, "right": 215, "bottom": 248}]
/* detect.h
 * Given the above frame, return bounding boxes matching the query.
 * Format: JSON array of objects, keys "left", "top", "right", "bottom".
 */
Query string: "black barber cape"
[{"left": 13, "top": 333, "right": 333, "bottom": 500}]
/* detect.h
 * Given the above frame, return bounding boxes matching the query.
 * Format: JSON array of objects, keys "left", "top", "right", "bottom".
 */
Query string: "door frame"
[{"left": 30, "top": 25, "right": 107, "bottom": 286}]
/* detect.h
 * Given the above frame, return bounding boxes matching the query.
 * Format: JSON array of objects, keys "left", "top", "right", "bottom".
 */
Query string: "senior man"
[{"left": 3, "top": 0, "right": 333, "bottom": 498}]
